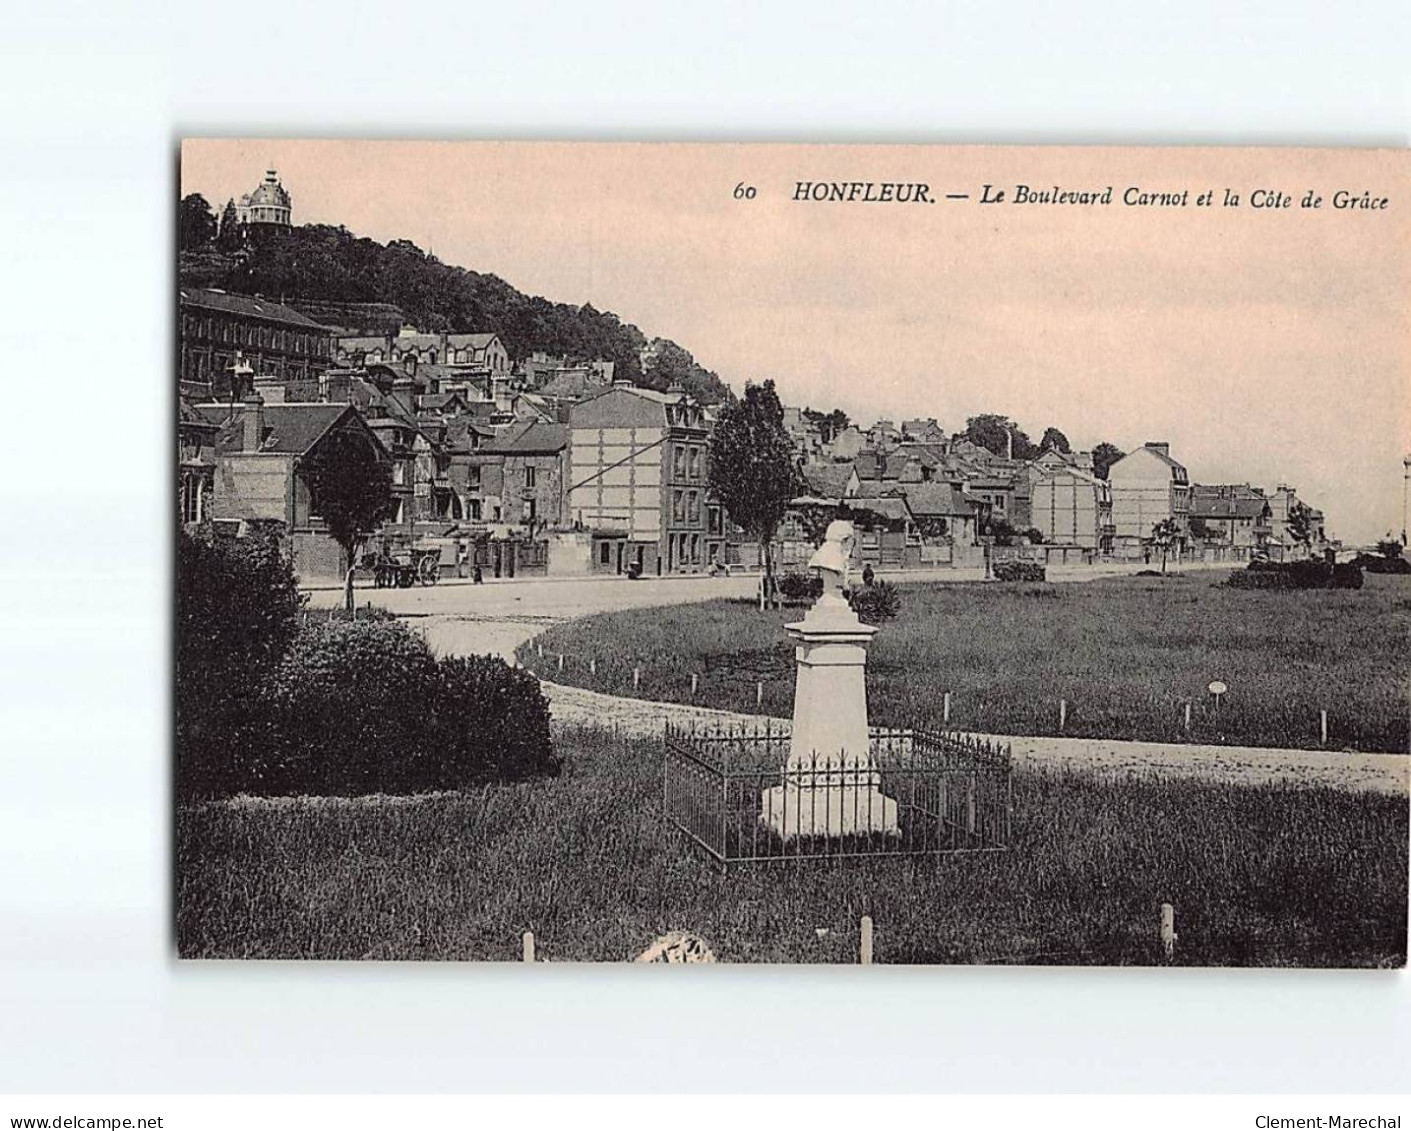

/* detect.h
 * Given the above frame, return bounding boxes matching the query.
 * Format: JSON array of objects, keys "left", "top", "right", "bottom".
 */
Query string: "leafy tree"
[
  {"left": 803, "top": 407, "right": 851, "bottom": 443},
  {"left": 1150, "top": 517, "right": 1182, "bottom": 575},
  {"left": 217, "top": 199, "right": 242, "bottom": 250},
  {"left": 303, "top": 426, "right": 395, "bottom": 610},
  {"left": 1287, "top": 500, "right": 1315, "bottom": 551},
  {"left": 1038, "top": 426, "right": 1071, "bottom": 455},
  {"left": 178, "top": 194, "right": 217, "bottom": 250},
  {"left": 1189, "top": 516, "right": 1212, "bottom": 541},
  {"left": 708, "top": 379, "right": 801, "bottom": 610},
  {"left": 1091, "top": 441, "right": 1126, "bottom": 480},
  {"left": 957, "top": 414, "right": 1037, "bottom": 460},
  {"left": 985, "top": 516, "right": 1020, "bottom": 546}
]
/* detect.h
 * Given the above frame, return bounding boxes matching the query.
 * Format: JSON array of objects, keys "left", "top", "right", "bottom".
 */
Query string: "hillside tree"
[
  {"left": 178, "top": 194, "right": 217, "bottom": 250},
  {"left": 303, "top": 427, "right": 395, "bottom": 611},
  {"left": 217, "top": 199, "right": 242, "bottom": 250},
  {"left": 709, "top": 379, "right": 801, "bottom": 610},
  {"left": 1091, "top": 441, "right": 1126, "bottom": 480},
  {"left": 1039, "top": 426, "right": 1071, "bottom": 455},
  {"left": 958, "top": 414, "right": 1037, "bottom": 460}
]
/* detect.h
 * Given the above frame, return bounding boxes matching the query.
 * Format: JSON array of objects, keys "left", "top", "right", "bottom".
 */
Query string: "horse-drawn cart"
[{"left": 363, "top": 545, "right": 441, "bottom": 588}]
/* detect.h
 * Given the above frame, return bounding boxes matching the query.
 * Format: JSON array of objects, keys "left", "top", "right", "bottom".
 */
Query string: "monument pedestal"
[{"left": 759, "top": 594, "right": 900, "bottom": 839}]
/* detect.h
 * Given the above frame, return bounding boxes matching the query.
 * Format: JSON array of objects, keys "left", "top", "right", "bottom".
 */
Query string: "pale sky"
[{"left": 182, "top": 140, "right": 1409, "bottom": 544}]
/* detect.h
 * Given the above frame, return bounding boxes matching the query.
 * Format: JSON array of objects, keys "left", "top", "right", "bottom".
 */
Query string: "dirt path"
[
  {"left": 348, "top": 564, "right": 1404, "bottom": 795},
  {"left": 541, "top": 682, "right": 1409, "bottom": 795}
]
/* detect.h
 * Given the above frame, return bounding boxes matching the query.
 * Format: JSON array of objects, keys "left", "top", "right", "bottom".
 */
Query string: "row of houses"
[
  {"left": 178, "top": 286, "right": 1329, "bottom": 579},
  {"left": 784, "top": 412, "right": 1329, "bottom": 563}
]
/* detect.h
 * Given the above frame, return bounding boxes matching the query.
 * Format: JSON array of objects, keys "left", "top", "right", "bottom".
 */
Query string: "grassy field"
[
  {"left": 517, "top": 573, "right": 1411, "bottom": 754},
  {"left": 176, "top": 725, "right": 1409, "bottom": 966}
]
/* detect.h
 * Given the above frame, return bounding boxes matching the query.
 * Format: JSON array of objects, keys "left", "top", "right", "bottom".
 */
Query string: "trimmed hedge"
[
  {"left": 994, "top": 561, "right": 1047, "bottom": 583},
  {"left": 1227, "top": 560, "right": 1363, "bottom": 591},
  {"left": 251, "top": 619, "right": 557, "bottom": 796},
  {"left": 1352, "top": 553, "right": 1411, "bottom": 575},
  {"left": 177, "top": 530, "right": 304, "bottom": 800}
]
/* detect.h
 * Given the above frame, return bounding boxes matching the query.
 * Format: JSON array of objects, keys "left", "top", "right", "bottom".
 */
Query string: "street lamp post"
[{"left": 1402, "top": 453, "right": 1411, "bottom": 546}]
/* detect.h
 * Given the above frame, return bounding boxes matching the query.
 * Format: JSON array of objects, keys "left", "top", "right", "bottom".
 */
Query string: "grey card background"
[{"left": 2, "top": 0, "right": 1408, "bottom": 1094}]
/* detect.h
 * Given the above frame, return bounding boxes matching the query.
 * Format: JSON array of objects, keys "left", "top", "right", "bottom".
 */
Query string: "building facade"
[
  {"left": 566, "top": 382, "right": 710, "bottom": 575},
  {"left": 482, "top": 423, "right": 569, "bottom": 529},
  {"left": 1031, "top": 465, "right": 1114, "bottom": 551},
  {"left": 179, "top": 288, "right": 336, "bottom": 398},
  {"left": 1107, "top": 441, "right": 1191, "bottom": 556}
]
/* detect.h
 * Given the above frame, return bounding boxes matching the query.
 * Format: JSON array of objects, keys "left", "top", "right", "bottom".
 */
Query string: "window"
[
  {"left": 673, "top": 490, "right": 685, "bottom": 522},
  {"left": 600, "top": 542, "right": 612, "bottom": 565},
  {"left": 468, "top": 499, "right": 482, "bottom": 520},
  {"left": 688, "top": 491, "right": 699, "bottom": 523},
  {"left": 526, "top": 499, "right": 537, "bottom": 523},
  {"left": 708, "top": 505, "right": 723, "bottom": 535},
  {"left": 689, "top": 448, "right": 700, "bottom": 480},
  {"left": 525, "top": 465, "right": 537, "bottom": 488},
  {"left": 673, "top": 446, "right": 685, "bottom": 480},
  {"left": 469, "top": 467, "right": 481, "bottom": 490}
]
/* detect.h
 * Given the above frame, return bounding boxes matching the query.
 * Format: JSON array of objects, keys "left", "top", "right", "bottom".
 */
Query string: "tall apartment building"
[
  {"left": 566, "top": 382, "right": 710, "bottom": 575},
  {"left": 1107, "top": 441, "right": 1191, "bottom": 557}
]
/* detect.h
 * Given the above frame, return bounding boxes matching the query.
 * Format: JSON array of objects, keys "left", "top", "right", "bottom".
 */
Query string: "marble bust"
[{"left": 808, "top": 519, "right": 856, "bottom": 600}]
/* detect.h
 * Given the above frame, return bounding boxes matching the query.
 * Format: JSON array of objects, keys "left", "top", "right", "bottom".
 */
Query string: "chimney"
[
  {"left": 1144, "top": 441, "right": 1171, "bottom": 457},
  {"left": 253, "top": 374, "right": 286, "bottom": 405},
  {"left": 242, "top": 392, "right": 264, "bottom": 452}
]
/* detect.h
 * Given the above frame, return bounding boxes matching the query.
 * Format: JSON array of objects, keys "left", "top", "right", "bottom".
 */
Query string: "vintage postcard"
[{"left": 176, "top": 140, "right": 1408, "bottom": 965}]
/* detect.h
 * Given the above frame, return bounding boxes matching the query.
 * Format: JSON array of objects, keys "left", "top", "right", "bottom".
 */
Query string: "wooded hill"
[{"left": 177, "top": 208, "right": 733, "bottom": 405}]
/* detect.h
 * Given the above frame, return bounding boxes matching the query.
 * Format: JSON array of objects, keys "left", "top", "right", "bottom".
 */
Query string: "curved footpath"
[{"left": 305, "top": 565, "right": 1409, "bottom": 796}]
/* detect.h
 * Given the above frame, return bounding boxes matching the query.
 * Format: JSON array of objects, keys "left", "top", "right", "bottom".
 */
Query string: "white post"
[
  {"left": 589, "top": 657, "right": 597, "bottom": 675},
  {"left": 1184, "top": 702, "right": 1192, "bottom": 733},
  {"left": 860, "top": 915, "right": 874, "bottom": 966},
  {"left": 943, "top": 691, "right": 951, "bottom": 725},
  {"left": 1160, "top": 904, "right": 1176, "bottom": 960},
  {"left": 522, "top": 931, "right": 535, "bottom": 963},
  {"left": 633, "top": 666, "right": 641, "bottom": 691},
  {"left": 1059, "top": 698, "right": 1067, "bottom": 732},
  {"left": 1320, "top": 709, "right": 1328, "bottom": 746},
  {"left": 557, "top": 654, "right": 564, "bottom": 673},
  {"left": 756, "top": 680, "right": 764, "bottom": 708},
  {"left": 691, "top": 673, "right": 699, "bottom": 696}
]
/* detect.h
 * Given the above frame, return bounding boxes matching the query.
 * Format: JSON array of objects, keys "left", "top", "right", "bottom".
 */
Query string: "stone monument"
[{"left": 760, "top": 520, "right": 900, "bottom": 839}]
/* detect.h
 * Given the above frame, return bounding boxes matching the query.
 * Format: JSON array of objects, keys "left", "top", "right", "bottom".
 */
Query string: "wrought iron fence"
[{"left": 663, "top": 721, "right": 1011, "bottom": 865}]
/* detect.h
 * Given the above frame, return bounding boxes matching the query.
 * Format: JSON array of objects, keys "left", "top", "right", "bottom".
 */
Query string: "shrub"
[
  {"left": 850, "top": 579, "right": 901, "bottom": 624},
  {"left": 1332, "top": 562, "right": 1364, "bottom": 590},
  {"left": 177, "top": 529, "right": 304, "bottom": 799},
  {"left": 1226, "top": 559, "right": 1362, "bottom": 591},
  {"left": 994, "top": 561, "right": 1047, "bottom": 583},
  {"left": 1353, "top": 552, "right": 1410, "bottom": 575},
  {"left": 248, "top": 619, "right": 557, "bottom": 797},
  {"left": 778, "top": 571, "right": 823, "bottom": 604},
  {"left": 430, "top": 655, "right": 557, "bottom": 783}
]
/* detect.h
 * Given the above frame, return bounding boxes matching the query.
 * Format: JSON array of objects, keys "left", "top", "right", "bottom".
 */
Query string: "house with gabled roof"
[
  {"left": 196, "top": 394, "right": 390, "bottom": 578},
  {"left": 481, "top": 422, "right": 569, "bottom": 530},
  {"left": 1107, "top": 441, "right": 1191, "bottom": 558},
  {"left": 1032, "top": 463, "right": 1113, "bottom": 552}
]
